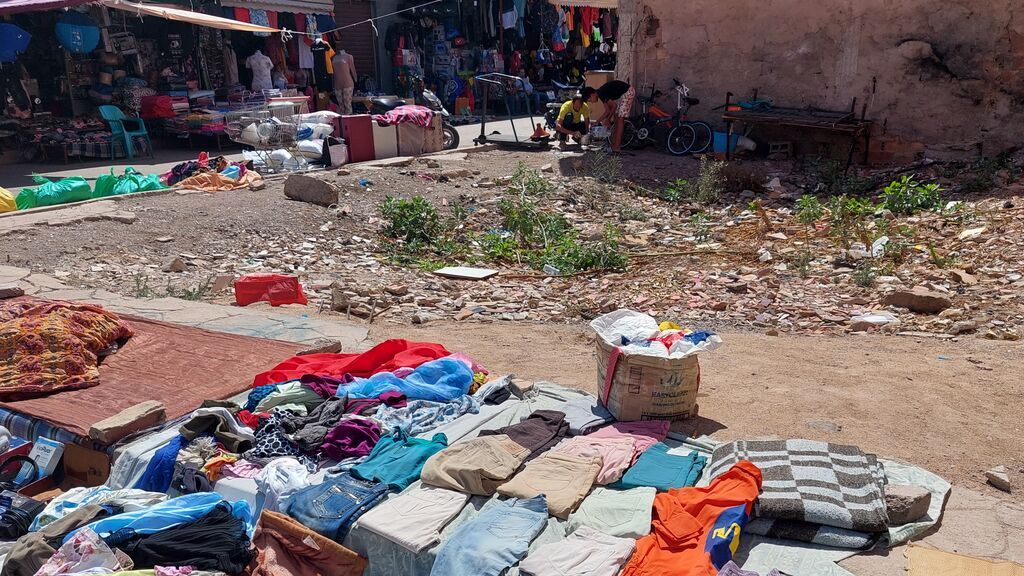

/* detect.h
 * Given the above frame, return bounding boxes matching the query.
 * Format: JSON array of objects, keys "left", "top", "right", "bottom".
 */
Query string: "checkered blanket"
[
  {"left": 709, "top": 439, "right": 889, "bottom": 534},
  {"left": 68, "top": 136, "right": 149, "bottom": 159}
]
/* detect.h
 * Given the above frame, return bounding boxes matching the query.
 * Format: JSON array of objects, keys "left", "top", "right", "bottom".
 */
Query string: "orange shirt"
[{"left": 621, "top": 460, "right": 763, "bottom": 576}]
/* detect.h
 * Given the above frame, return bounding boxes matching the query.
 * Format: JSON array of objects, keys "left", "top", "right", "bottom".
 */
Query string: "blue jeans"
[
  {"left": 282, "top": 472, "right": 388, "bottom": 541},
  {"left": 430, "top": 495, "right": 547, "bottom": 576}
]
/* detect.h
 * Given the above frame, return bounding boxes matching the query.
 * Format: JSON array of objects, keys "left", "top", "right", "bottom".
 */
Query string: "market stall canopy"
[
  {"left": 218, "top": 0, "right": 334, "bottom": 16},
  {"left": 547, "top": 0, "right": 618, "bottom": 7},
  {"left": 0, "top": 0, "right": 90, "bottom": 15},
  {"left": 99, "top": 0, "right": 280, "bottom": 33}
]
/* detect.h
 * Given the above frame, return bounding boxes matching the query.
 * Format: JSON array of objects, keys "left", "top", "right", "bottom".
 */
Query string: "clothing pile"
[
  {"left": 591, "top": 309, "right": 723, "bottom": 359},
  {"left": 2, "top": 328, "right": 939, "bottom": 576},
  {"left": 0, "top": 299, "right": 133, "bottom": 400},
  {"left": 161, "top": 152, "right": 260, "bottom": 191}
]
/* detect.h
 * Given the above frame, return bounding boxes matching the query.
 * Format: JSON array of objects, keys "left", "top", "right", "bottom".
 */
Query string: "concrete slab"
[{"left": 0, "top": 201, "right": 137, "bottom": 236}]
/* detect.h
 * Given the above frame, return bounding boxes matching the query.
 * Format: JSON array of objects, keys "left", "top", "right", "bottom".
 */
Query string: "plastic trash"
[
  {"left": 234, "top": 273, "right": 308, "bottom": 307},
  {"left": 92, "top": 171, "right": 117, "bottom": 198},
  {"left": 851, "top": 311, "right": 899, "bottom": 326},
  {"left": 871, "top": 236, "right": 889, "bottom": 258},
  {"left": 358, "top": 178, "right": 372, "bottom": 187},
  {"left": 111, "top": 168, "right": 167, "bottom": 195},
  {"left": 17, "top": 175, "right": 92, "bottom": 209},
  {"left": 219, "top": 165, "right": 241, "bottom": 180},
  {"left": 0, "top": 187, "right": 15, "bottom": 213}
]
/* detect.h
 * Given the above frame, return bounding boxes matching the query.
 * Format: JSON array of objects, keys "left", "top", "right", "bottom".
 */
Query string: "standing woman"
[{"left": 594, "top": 79, "right": 634, "bottom": 153}]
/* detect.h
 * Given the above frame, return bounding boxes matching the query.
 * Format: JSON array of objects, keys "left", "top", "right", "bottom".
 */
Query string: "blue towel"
[{"left": 134, "top": 434, "right": 189, "bottom": 493}]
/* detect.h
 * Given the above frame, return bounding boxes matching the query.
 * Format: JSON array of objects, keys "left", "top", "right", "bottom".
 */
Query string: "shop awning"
[
  {"left": 100, "top": 0, "right": 280, "bottom": 32},
  {"left": 218, "top": 0, "right": 334, "bottom": 16},
  {"left": 547, "top": 0, "right": 617, "bottom": 7},
  {"left": 0, "top": 0, "right": 91, "bottom": 16}
]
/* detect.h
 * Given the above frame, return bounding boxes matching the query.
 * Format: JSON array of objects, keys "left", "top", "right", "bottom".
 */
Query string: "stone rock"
[
  {"left": 949, "top": 269, "right": 978, "bottom": 285},
  {"left": 540, "top": 163, "right": 554, "bottom": 173},
  {"left": 211, "top": 275, "right": 234, "bottom": 293},
  {"left": 296, "top": 338, "right": 343, "bottom": 355},
  {"left": 284, "top": 174, "right": 341, "bottom": 206},
  {"left": 337, "top": 168, "right": 351, "bottom": 176},
  {"left": 726, "top": 281, "right": 748, "bottom": 293},
  {"left": 161, "top": 257, "right": 187, "bottom": 273},
  {"left": 454, "top": 308, "right": 476, "bottom": 321},
  {"left": 950, "top": 320, "right": 977, "bottom": 335},
  {"left": 384, "top": 284, "right": 409, "bottom": 296},
  {"left": 986, "top": 466, "right": 1013, "bottom": 492},
  {"left": 155, "top": 236, "right": 174, "bottom": 243},
  {"left": 938, "top": 308, "right": 963, "bottom": 319},
  {"left": 710, "top": 301, "right": 729, "bottom": 311},
  {"left": 880, "top": 289, "right": 952, "bottom": 314},
  {"left": 958, "top": 226, "right": 986, "bottom": 240},
  {"left": 0, "top": 285, "right": 25, "bottom": 299},
  {"left": 412, "top": 311, "right": 439, "bottom": 324},
  {"left": 89, "top": 401, "right": 166, "bottom": 444},
  {"left": 885, "top": 484, "right": 932, "bottom": 525},
  {"left": 766, "top": 328, "right": 779, "bottom": 336},
  {"left": 108, "top": 212, "right": 137, "bottom": 224},
  {"left": 249, "top": 181, "right": 267, "bottom": 191},
  {"left": 850, "top": 321, "right": 875, "bottom": 332}
]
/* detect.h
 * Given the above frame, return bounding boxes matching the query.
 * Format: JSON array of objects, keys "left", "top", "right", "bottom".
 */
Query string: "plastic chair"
[{"left": 98, "top": 105, "right": 153, "bottom": 159}]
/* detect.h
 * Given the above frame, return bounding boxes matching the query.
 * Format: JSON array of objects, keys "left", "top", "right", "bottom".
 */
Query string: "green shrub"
[
  {"left": 690, "top": 156, "right": 726, "bottom": 205},
  {"left": 880, "top": 174, "right": 942, "bottom": 215},
  {"left": 380, "top": 196, "right": 440, "bottom": 244}
]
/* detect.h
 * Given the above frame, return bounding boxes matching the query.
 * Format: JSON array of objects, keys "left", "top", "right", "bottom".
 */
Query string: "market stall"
[{"left": 379, "top": 0, "right": 618, "bottom": 116}]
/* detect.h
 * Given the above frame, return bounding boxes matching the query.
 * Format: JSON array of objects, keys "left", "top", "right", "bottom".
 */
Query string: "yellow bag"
[{"left": 0, "top": 187, "right": 15, "bottom": 213}]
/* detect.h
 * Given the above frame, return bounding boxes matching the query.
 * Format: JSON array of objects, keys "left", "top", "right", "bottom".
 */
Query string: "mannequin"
[
  {"left": 331, "top": 49, "right": 357, "bottom": 114},
  {"left": 246, "top": 49, "right": 273, "bottom": 92}
]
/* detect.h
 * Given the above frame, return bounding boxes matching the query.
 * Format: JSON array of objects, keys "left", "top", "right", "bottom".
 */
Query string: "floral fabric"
[
  {"left": 35, "top": 527, "right": 125, "bottom": 575},
  {"left": 0, "top": 300, "right": 133, "bottom": 400}
]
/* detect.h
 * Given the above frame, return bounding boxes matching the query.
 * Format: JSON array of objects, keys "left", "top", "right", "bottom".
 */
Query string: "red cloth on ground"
[{"left": 253, "top": 339, "right": 451, "bottom": 387}]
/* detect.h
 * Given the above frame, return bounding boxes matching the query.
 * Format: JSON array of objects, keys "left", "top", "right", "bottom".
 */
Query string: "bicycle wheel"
[
  {"left": 620, "top": 119, "right": 638, "bottom": 149},
  {"left": 687, "top": 121, "right": 714, "bottom": 154},
  {"left": 665, "top": 123, "right": 697, "bottom": 156}
]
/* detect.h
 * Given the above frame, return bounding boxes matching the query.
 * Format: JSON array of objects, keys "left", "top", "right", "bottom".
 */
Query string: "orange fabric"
[
  {"left": 621, "top": 460, "right": 763, "bottom": 576},
  {"left": 176, "top": 170, "right": 263, "bottom": 192},
  {"left": 246, "top": 510, "right": 367, "bottom": 576}
]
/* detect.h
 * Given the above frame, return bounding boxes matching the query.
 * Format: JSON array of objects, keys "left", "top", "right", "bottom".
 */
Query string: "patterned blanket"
[
  {"left": 708, "top": 439, "right": 888, "bottom": 536},
  {"left": 0, "top": 300, "right": 133, "bottom": 400}
]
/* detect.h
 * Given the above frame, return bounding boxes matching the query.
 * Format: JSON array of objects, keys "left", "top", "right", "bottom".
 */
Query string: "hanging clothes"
[
  {"left": 297, "top": 39, "right": 314, "bottom": 69},
  {"left": 250, "top": 10, "right": 271, "bottom": 37},
  {"left": 310, "top": 40, "right": 333, "bottom": 90},
  {"left": 223, "top": 43, "right": 239, "bottom": 86}
]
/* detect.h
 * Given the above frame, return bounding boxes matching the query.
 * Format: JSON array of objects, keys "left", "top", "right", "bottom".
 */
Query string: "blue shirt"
[{"left": 64, "top": 492, "right": 255, "bottom": 544}]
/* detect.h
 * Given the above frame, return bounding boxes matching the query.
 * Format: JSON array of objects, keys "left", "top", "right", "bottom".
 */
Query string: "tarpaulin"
[
  {"left": 0, "top": 0, "right": 90, "bottom": 16},
  {"left": 252, "top": 339, "right": 451, "bottom": 387},
  {"left": 100, "top": 0, "right": 280, "bottom": 33}
]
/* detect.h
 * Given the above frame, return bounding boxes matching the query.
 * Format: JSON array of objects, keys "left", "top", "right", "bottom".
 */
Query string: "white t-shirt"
[{"left": 246, "top": 52, "right": 274, "bottom": 91}]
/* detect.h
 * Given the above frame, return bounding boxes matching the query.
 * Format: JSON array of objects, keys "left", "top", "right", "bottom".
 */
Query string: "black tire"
[
  {"left": 666, "top": 123, "right": 697, "bottom": 156},
  {"left": 620, "top": 119, "right": 638, "bottom": 149},
  {"left": 443, "top": 124, "right": 460, "bottom": 150},
  {"left": 687, "top": 121, "right": 713, "bottom": 154}
]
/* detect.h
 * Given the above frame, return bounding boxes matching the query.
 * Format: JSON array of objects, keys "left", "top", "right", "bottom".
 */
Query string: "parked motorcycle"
[{"left": 368, "top": 81, "right": 459, "bottom": 150}]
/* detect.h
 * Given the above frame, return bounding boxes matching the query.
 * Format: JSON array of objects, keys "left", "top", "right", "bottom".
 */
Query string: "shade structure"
[
  {"left": 547, "top": 0, "right": 618, "bottom": 7},
  {"left": 100, "top": 0, "right": 280, "bottom": 33},
  {"left": 0, "top": 23, "right": 31, "bottom": 62},
  {"left": 0, "top": 0, "right": 90, "bottom": 16}
]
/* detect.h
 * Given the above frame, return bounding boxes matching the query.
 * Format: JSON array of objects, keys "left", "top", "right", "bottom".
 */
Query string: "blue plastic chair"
[{"left": 98, "top": 105, "right": 153, "bottom": 159}]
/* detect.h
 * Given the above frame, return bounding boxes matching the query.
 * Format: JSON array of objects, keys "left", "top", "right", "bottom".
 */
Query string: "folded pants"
[
  {"left": 496, "top": 451, "right": 601, "bottom": 519},
  {"left": 430, "top": 495, "right": 548, "bottom": 576},
  {"left": 519, "top": 525, "right": 636, "bottom": 576},
  {"left": 283, "top": 472, "right": 389, "bottom": 541},
  {"left": 567, "top": 486, "right": 656, "bottom": 539},
  {"left": 420, "top": 434, "right": 530, "bottom": 496},
  {"left": 356, "top": 485, "right": 469, "bottom": 553}
]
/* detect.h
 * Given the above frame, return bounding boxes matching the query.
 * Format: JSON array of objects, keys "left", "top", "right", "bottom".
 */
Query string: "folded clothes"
[
  {"left": 568, "top": 486, "right": 656, "bottom": 539},
  {"left": 497, "top": 451, "right": 601, "bottom": 519},
  {"left": 356, "top": 485, "right": 469, "bottom": 553},
  {"left": 351, "top": 429, "right": 447, "bottom": 490},
  {"left": 586, "top": 420, "right": 670, "bottom": 464},
  {"left": 479, "top": 409, "right": 569, "bottom": 461},
  {"left": 612, "top": 444, "right": 706, "bottom": 492},
  {"left": 519, "top": 525, "right": 635, "bottom": 576},
  {"left": 555, "top": 396, "right": 614, "bottom": 435},
  {"left": 421, "top": 434, "right": 530, "bottom": 496},
  {"left": 553, "top": 436, "right": 635, "bottom": 485}
]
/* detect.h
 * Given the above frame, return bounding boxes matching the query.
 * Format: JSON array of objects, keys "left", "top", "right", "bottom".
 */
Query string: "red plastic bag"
[{"left": 234, "top": 274, "right": 308, "bottom": 307}]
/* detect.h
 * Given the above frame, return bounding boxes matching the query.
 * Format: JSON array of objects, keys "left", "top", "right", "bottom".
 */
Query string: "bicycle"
[
  {"left": 665, "top": 79, "right": 712, "bottom": 156},
  {"left": 622, "top": 79, "right": 712, "bottom": 155}
]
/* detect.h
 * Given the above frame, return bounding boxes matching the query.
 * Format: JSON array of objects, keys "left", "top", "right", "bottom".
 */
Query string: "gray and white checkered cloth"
[{"left": 708, "top": 439, "right": 888, "bottom": 534}]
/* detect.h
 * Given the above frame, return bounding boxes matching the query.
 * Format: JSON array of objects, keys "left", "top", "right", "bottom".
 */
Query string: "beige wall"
[{"left": 616, "top": 0, "right": 1024, "bottom": 162}]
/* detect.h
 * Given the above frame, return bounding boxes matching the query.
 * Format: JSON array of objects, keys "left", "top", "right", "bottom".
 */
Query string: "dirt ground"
[
  {"left": 371, "top": 320, "right": 1024, "bottom": 503},
  {"left": 4, "top": 145, "right": 1024, "bottom": 506}
]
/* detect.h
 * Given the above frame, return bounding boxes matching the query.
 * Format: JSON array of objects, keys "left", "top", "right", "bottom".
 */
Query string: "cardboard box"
[
  {"left": 15, "top": 437, "right": 63, "bottom": 485},
  {"left": 62, "top": 443, "right": 110, "bottom": 487}
]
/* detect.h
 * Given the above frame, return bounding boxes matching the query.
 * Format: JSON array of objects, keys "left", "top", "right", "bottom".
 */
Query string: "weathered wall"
[{"left": 616, "top": 0, "right": 1024, "bottom": 162}]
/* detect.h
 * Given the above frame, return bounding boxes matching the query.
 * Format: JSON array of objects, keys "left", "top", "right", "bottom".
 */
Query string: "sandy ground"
[{"left": 371, "top": 320, "right": 1024, "bottom": 504}]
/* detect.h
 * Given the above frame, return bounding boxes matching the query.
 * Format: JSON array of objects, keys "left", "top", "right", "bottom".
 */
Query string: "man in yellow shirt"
[{"left": 554, "top": 88, "right": 596, "bottom": 148}]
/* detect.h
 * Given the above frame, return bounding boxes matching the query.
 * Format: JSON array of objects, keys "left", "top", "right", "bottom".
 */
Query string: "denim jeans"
[
  {"left": 430, "top": 495, "right": 548, "bottom": 576},
  {"left": 282, "top": 472, "right": 388, "bottom": 542}
]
